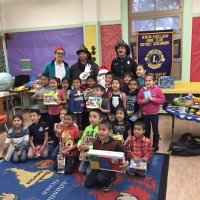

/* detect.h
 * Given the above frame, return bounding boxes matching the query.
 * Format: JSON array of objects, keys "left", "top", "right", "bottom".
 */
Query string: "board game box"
[
  {"left": 86, "top": 96, "right": 102, "bottom": 109},
  {"left": 129, "top": 159, "right": 147, "bottom": 174},
  {"left": 43, "top": 90, "right": 59, "bottom": 105},
  {"left": 158, "top": 76, "right": 174, "bottom": 89},
  {"left": 88, "top": 149, "right": 125, "bottom": 173}
]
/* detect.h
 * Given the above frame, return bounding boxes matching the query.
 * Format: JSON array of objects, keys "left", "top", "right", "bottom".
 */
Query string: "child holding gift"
[
  {"left": 2, "top": 114, "right": 29, "bottom": 163},
  {"left": 28, "top": 109, "right": 49, "bottom": 159},
  {"left": 84, "top": 120, "right": 129, "bottom": 192},
  {"left": 78, "top": 109, "right": 102, "bottom": 174},
  {"left": 125, "top": 121, "right": 153, "bottom": 176},
  {"left": 137, "top": 74, "right": 165, "bottom": 152}
]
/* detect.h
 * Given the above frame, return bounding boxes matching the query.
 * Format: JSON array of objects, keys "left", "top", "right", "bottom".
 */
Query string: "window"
[{"left": 129, "top": 0, "right": 183, "bottom": 80}]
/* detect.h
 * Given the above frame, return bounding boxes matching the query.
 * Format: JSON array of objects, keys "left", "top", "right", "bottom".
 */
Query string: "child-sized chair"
[{"left": 0, "top": 115, "right": 8, "bottom": 132}]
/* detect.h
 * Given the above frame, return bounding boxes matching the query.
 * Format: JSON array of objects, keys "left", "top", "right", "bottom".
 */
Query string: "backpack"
[{"left": 168, "top": 133, "right": 200, "bottom": 156}]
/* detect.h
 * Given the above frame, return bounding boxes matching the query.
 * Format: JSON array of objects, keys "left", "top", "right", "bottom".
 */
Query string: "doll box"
[
  {"left": 43, "top": 91, "right": 59, "bottom": 105},
  {"left": 88, "top": 149, "right": 125, "bottom": 173},
  {"left": 158, "top": 76, "right": 174, "bottom": 89},
  {"left": 129, "top": 159, "right": 147, "bottom": 173}
]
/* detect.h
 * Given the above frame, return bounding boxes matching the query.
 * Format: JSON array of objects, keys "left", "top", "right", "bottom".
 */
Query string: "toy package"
[
  {"left": 57, "top": 140, "right": 65, "bottom": 174},
  {"left": 129, "top": 159, "right": 147, "bottom": 174},
  {"left": 5, "top": 144, "right": 15, "bottom": 161},
  {"left": 34, "top": 145, "right": 43, "bottom": 158},
  {"left": 88, "top": 149, "right": 125, "bottom": 173},
  {"left": 43, "top": 90, "right": 59, "bottom": 105},
  {"left": 83, "top": 88, "right": 93, "bottom": 101},
  {"left": 158, "top": 76, "right": 174, "bottom": 89},
  {"left": 86, "top": 96, "right": 102, "bottom": 109},
  {"left": 79, "top": 135, "right": 96, "bottom": 161}
]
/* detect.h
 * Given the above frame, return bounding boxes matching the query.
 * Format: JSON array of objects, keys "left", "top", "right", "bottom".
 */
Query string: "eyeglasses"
[{"left": 56, "top": 52, "right": 65, "bottom": 55}]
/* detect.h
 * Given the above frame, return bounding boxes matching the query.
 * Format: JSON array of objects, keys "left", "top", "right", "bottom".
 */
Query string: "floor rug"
[{"left": 0, "top": 153, "right": 169, "bottom": 200}]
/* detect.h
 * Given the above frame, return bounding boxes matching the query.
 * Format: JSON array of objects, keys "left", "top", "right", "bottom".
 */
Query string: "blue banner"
[{"left": 137, "top": 30, "right": 174, "bottom": 78}]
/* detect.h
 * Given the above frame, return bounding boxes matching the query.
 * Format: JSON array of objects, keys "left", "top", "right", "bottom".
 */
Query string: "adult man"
[
  {"left": 70, "top": 45, "right": 99, "bottom": 86},
  {"left": 42, "top": 47, "right": 70, "bottom": 81},
  {"left": 111, "top": 40, "right": 137, "bottom": 79}
]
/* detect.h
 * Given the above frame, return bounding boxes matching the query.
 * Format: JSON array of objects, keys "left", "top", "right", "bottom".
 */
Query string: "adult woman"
[{"left": 42, "top": 47, "right": 70, "bottom": 81}]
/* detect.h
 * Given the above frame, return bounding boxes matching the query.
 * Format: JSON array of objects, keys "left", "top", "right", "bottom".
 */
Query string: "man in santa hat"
[
  {"left": 111, "top": 40, "right": 137, "bottom": 79},
  {"left": 97, "top": 65, "right": 110, "bottom": 88}
]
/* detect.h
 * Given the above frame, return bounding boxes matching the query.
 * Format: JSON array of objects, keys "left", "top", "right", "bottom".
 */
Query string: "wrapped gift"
[
  {"left": 86, "top": 96, "right": 102, "bottom": 109},
  {"left": 88, "top": 149, "right": 125, "bottom": 173},
  {"left": 158, "top": 76, "right": 174, "bottom": 89},
  {"left": 43, "top": 91, "right": 59, "bottom": 105},
  {"left": 5, "top": 144, "right": 15, "bottom": 161},
  {"left": 129, "top": 159, "right": 147, "bottom": 173}
]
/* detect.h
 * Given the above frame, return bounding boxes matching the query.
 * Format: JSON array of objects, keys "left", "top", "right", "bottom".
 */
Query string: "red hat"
[
  {"left": 98, "top": 65, "right": 110, "bottom": 74},
  {"left": 54, "top": 46, "right": 65, "bottom": 54}
]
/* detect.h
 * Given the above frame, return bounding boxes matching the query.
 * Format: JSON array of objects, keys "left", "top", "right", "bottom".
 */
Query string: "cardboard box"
[
  {"left": 5, "top": 144, "right": 15, "bottom": 161},
  {"left": 129, "top": 159, "right": 147, "bottom": 173},
  {"left": 158, "top": 76, "right": 174, "bottom": 89},
  {"left": 86, "top": 96, "right": 102, "bottom": 109},
  {"left": 88, "top": 149, "right": 125, "bottom": 173},
  {"left": 43, "top": 91, "right": 58, "bottom": 105}
]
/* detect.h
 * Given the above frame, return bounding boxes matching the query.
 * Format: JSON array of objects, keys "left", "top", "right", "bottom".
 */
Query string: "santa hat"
[{"left": 98, "top": 65, "right": 110, "bottom": 75}]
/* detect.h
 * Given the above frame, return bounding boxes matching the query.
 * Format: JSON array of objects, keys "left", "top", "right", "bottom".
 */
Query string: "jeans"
[
  {"left": 79, "top": 161, "right": 92, "bottom": 174},
  {"left": 12, "top": 149, "right": 27, "bottom": 163}
]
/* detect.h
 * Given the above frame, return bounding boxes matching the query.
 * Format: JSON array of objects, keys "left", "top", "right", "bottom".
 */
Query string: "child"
[
  {"left": 123, "top": 72, "right": 134, "bottom": 94},
  {"left": 2, "top": 114, "right": 29, "bottom": 163},
  {"left": 92, "top": 84, "right": 110, "bottom": 119},
  {"left": 125, "top": 121, "right": 153, "bottom": 176},
  {"left": 61, "top": 77, "right": 71, "bottom": 110},
  {"left": 102, "top": 72, "right": 113, "bottom": 99},
  {"left": 113, "top": 107, "right": 131, "bottom": 144},
  {"left": 82, "top": 76, "right": 97, "bottom": 129},
  {"left": 56, "top": 113, "right": 81, "bottom": 174},
  {"left": 136, "top": 64, "right": 146, "bottom": 90},
  {"left": 109, "top": 77, "right": 126, "bottom": 121},
  {"left": 32, "top": 75, "right": 50, "bottom": 123},
  {"left": 137, "top": 74, "right": 165, "bottom": 152},
  {"left": 84, "top": 120, "right": 129, "bottom": 192},
  {"left": 78, "top": 109, "right": 102, "bottom": 174},
  {"left": 126, "top": 79, "right": 140, "bottom": 128},
  {"left": 69, "top": 78, "right": 84, "bottom": 130},
  {"left": 48, "top": 77, "right": 67, "bottom": 144},
  {"left": 28, "top": 110, "right": 49, "bottom": 159}
]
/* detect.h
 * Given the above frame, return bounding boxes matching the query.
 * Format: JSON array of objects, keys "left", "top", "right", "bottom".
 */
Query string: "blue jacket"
[
  {"left": 69, "top": 89, "right": 84, "bottom": 113},
  {"left": 42, "top": 60, "right": 70, "bottom": 79}
]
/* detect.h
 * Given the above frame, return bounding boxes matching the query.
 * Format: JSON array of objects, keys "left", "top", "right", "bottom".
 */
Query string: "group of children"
[{"left": 2, "top": 64, "right": 165, "bottom": 192}]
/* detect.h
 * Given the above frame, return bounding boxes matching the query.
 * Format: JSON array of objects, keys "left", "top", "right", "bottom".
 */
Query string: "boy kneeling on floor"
[
  {"left": 84, "top": 120, "right": 129, "bottom": 192},
  {"left": 125, "top": 121, "right": 153, "bottom": 176}
]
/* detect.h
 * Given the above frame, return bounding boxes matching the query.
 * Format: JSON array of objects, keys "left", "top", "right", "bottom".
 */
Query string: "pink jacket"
[{"left": 137, "top": 85, "right": 165, "bottom": 115}]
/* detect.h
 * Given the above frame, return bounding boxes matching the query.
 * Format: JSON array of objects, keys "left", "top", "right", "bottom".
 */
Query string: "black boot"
[{"left": 153, "top": 136, "right": 160, "bottom": 153}]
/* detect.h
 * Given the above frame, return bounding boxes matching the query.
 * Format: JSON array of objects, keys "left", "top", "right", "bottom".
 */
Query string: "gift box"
[
  {"left": 129, "top": 159, "right": 147, "bottom": 173},
  {"left": 88, "top": 149, "right": 125, "bottom": 173},
  {"left": 158, "top": 76, "right": 174, "bottom": 89},
  {"left": 86, "top": 96, "right": 102, "bottom": 109},
  {"left": 43, "top": 91, "right": 59, "bottom": 105}
]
